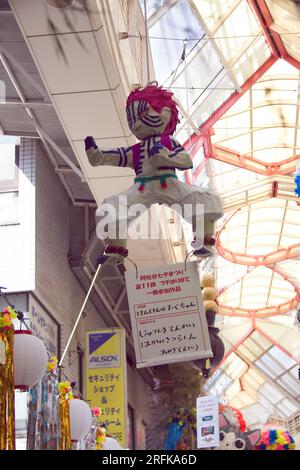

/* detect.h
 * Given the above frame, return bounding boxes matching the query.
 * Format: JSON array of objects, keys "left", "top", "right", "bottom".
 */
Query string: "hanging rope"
[
  {"left": 165, "top": 39, "right": 188, "bottom": 90},
  {"left": 144, "top": 0, "right": 150, "bottom": 85},
  {"left": 59, "top": 263, "right": 101, "bottom": 367}
]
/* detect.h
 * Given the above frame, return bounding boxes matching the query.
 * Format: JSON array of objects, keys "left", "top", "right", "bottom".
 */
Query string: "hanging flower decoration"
[
  {"left": 170, "top": 408, "right": 197, "bottom": 430},
  {"left": 0, "top": 306, "right": 17, "bottom": 328},
  {"left": 91, "top": 407, "right": 102, "bottom": 419},
  {"left": 47, "top": 356, "right": 58, "bottom": 373},
  {"left": 219, "top": 404, "right": 247, "bottom": 432},
  {"left": 58, "top": 381, "right": 73, "bottom": 401},
  {"left": 163, "top": 408, "right": 197, "bottom": 450},
  {"left": 58, "top": 381, "right": 73, "bottom": 450},
  {"left": 0, "top": 306, "right": 16, "bottom": 450},
  {"left": 256, "top": 429, "right": 295, "bottom": 450},
  {"left": 96, "top": 426, "right": 107, "bottom": 450}
]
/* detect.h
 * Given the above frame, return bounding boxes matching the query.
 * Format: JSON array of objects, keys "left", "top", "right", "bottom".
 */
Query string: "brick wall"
[
  {"left": 34, "top": 140, "right": 106, "bottom": 382},
  {"left": 34, "top": 141, "right": 150, "bottom": 437}
]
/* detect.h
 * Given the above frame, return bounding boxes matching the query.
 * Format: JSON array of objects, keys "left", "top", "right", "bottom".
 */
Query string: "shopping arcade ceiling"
[
  {"left": 1, "top": 0, "right": 299, "bottom": 422},
  {"left": 146, "top": 0, "right": 300, "bottom": 422}
]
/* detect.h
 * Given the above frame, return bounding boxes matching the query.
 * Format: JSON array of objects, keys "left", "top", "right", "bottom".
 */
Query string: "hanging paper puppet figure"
[
  {"left": 85, "top": 84, "right": 223, "bottom": 265},
  {"left": 218, "top": 413, "right": 260, "bottom": 451}
]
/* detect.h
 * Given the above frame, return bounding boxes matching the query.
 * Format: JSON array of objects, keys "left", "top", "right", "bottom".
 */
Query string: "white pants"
[{"left": 96, "top": 178, "right": 223, "bottom": 247}]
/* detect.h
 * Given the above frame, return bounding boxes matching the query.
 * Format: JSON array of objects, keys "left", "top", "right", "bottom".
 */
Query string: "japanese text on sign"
[
  {"left": 125, "top": 262, "right": 212, "bottom": 368},
  {"left": 86, "top": 329, "right": 127, "bottom": 447},
  {"left": 197, "top": 395, "right": 220, "bottom": 449},
  {"left": 29, "top": 295, "right": 59, "bottom": 356}
]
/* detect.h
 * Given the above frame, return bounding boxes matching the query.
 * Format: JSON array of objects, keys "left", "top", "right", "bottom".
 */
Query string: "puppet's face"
[
  {"left": 219, "top": 430, "right": 247, "bottom": 450},
  {"left": 218, "top": 413, "right": 261, "bottom": 450},
  {"left": 126, "top": 99, "right": 171, "bottom": 140}
]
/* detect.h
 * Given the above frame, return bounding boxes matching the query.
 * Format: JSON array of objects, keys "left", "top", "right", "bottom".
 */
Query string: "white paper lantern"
[
  {"left": 14, "top": 330, "right": 48, "bottom": 391},
  {"left": 69, "top": 398, "right": 92, "bottom": 442},
  {"left": 103, "top": 437, "right": 124, "bottom": 450}
]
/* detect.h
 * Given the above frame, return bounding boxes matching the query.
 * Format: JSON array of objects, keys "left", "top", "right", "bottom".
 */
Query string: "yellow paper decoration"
[
  {"left": 96, "top": 426, "right": 107, "bottom": 450},
  {"left": 202, "top": 287, "right": 217, "bottom": 301},
  {"left": 0, "top": 325, "right": 15, "bottom": 450},
  {"left": 203, "top": 300, "right": 218, "bottom": 313},
  {"left": 47, "top": 356, "right": 58, "bottom": 373},
  {"left": 201, "top": 273, "right": 215, "bottom": 288},
  {"left": 58, "top": 381, "right": 73, "bottom": 450}
]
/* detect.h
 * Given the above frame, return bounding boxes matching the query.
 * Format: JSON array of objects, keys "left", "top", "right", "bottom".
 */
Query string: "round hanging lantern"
[
  {"left": 201, "top": 273, "right": 215, "bottom": 288},
  {"left": 103, "top": 437, "right": 123, "bottom": 450},
  {"left": 203, "top": 300, "right": 218, "bottom": 313},
  {"left": 202, "top": 287, "right": 218, "bottom": 301},
  {"left": 69, "top": 398, "right": 92, "bottom": 442},
  {"left": 14, "top": 330, "right": 48, "bottom": 391}
]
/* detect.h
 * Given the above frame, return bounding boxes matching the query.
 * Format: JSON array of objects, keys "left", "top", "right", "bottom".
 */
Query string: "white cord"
[
  {"left": 59, "top": 263, "right": 101, "bottom": 367},
  {"left": 144, "top": 0, "right": 150, "bottom": 84}
]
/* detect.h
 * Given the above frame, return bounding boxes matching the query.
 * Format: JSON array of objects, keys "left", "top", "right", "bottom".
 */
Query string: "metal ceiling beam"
[
  {"left": 247, "top": 0, "right": 282, "bottom": 58},
  {"left": 0, "top": 44, "right": 85, "bottom": 191},
  {"left": 113, "top": 287, "right": 127, "bottom": 313},
  {"left": 235, "top": 349, "right": 300, "bottom": 408},
  {"left": 216, "top": 100, "right": 298, "bottom": 122},
  {"left": 73, "top": 199, "right": 96, "bottom": 208},
  {"left": 0, "top": 40, "right": 87, "bottom": 200},
  {"left": 188, "top": 0, "right": 242, "bottom": 40},
  {"left": 212, "top": 142, "right": 300, "bottom": 176},
  {"left": 0, "top": 100, "right": 53, "bottom": 108},
  {"left": 183, "top": 55, "right": 276, "bottom": 146},
  {"left": 248, "top": 0, "right": 300, "bottom": 70},
  {"left": 213, "top": 124, "right": 299, "bottom": 147},
  {"left": 254, "top": 321, "right": 300, "bottom": 365},
  {"left": 214, "top": 323, "right": 255, "bottom": 372},
  {"left": 0, "top": 43, "right": 48, "bottom": 100},
  {"left": 147, "top": 0, "right": 179, "bottom": 28},
  {"left": 188, "top": 4, "right": 242, "bottom": 94},
  {"left": 55, "top": 165, "right": 82, "bottom": 174},
  {"left": 218, "top": 264, "right": 300, "bottom": 318},
  {"left": 34, "top": 124, "right": 85, "bottom": 181},
  {"left": 2, "top": 130, "right": 40, "bottom": 138}
]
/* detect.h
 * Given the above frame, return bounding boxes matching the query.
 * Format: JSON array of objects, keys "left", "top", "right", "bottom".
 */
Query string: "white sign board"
[
  {"left": 125, "top": 261, "right": 212, "bottom": 368},
  {"left": 197, "top": 395, "right": 219, "bottom": 449},
  {"left": 28, "top": 295, "right": 59, "bottom": 356}
]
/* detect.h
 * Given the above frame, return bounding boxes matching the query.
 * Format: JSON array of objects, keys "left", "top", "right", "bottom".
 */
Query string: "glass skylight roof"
[
  {"left": 147, "top": 0, "right": 274, "bottom": 141},
  {"left": 210, "top": 60, "right": 300, "bottom": 174},
  {"left": 146, "top": 0, "right": 300, "bottom": 423},
  {"left": 265, "top": 0, "right": 300, "bottom": 63},
  {"left": 205, "top": 329, "right": 300, "bottom": 419}
]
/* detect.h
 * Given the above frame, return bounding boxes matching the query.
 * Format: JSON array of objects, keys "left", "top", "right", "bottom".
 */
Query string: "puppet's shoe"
[
  {"left": 191, "top": 238, "right": 204, "bottom": 250},
  {"left": 191, "top": 236, "right": 215, "bottom": 250},
  {"left": 97, "top": 254, "right": 122, "bottom": 265},
  {"left": 193, "top": 245, "right": 214, "bottom": 258},
  {"left": 85, "top": 136, "right": 97, "bottom": 150},
  {"left": 204, "top": 236, "right": 216, "bottom": 246},
  {"left": 97, "top": 254, "right": 110, "bottom": 265},
  {"left": 97, "top": 245, "right": 128, "bottom": 266}
]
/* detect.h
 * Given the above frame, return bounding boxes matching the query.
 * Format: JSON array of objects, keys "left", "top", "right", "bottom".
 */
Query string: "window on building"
[
  {"left": 0, "top": 136, "right": 19, "bottom": 191},
  {"left": 0, "top": 136, "right": 19, "bottom": 225},
  {"left": 15, "top": 390, "right": 28, "bottom": 450}
]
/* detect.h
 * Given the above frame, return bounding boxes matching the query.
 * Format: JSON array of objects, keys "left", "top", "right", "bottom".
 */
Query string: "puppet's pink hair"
[{"left": 126, "top": 85, "right": 180, "bottom": 135}]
